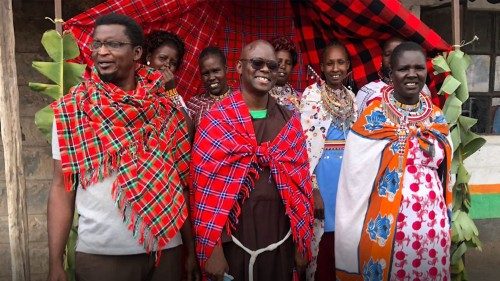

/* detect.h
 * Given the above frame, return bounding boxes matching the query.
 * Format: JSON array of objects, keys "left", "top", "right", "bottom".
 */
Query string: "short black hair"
[
  {"left": 94, "top": 13, "right": 144, "bottom": 47},
  {"left": 199, "top": 46, "right": 227, "bottom": 66},
  {"left": 390, "top": 41, "right": 426, "bottom": 68},
  {"left": 271, "top": 36, "right": 298, "bottom": 66},
  {"left": 321, "top": 41, "right": 350, "bottom": 64},
  {"left": 144, "top": 31, "right": 185, "bottom": 68}
]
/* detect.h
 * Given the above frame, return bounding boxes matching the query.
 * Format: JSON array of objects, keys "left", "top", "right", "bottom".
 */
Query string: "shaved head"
[{"left": 240, "top": 39, "right": 275, "bottom": 60}]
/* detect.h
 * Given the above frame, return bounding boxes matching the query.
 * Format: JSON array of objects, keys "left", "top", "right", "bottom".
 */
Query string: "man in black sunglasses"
[{"left": 192, "top": 40, "right": 313, "bottom": 281}]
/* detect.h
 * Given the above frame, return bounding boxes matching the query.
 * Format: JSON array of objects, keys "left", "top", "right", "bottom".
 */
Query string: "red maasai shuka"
[
  {"left": 64, "top": 0, "right": 450, "bottom": 106},
  {"left": 52, "top": 64, "right": 191, "bottom": 252},
  {"left": 190, "top": 91, "right": 314, "bottom": 268}
]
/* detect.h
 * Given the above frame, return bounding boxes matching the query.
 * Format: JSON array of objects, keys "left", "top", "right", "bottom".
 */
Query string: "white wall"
[{"left": 465, "top": 136, "right": 500, "bottom": 185}]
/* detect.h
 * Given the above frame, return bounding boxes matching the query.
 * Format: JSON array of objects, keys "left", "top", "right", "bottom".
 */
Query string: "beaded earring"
[{"left": 147, "top": 61, "right": 150, "bottom": 66}]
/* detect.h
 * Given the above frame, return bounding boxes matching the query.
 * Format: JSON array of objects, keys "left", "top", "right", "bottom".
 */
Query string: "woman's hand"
[
  {"left": 204, "top": 243, "right": 228, "bottom": 281},
  {"left": 313, "top": 188, "right": 325, "bottom": 220},
  {"left": 160, "top": 67, "right": 176, "bottom": 90}
]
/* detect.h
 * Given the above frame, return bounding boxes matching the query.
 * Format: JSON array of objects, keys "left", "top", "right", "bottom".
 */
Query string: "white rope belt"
[{"left": 231, "top": 229, "right": 292, "bottom": 281}]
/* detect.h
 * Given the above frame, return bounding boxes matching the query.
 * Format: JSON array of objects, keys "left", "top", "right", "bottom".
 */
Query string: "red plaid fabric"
[
  {"left": 52, "top": 64, "right": 191, "bottom": 252},
  {"left": 64, "top": 0, "right": 450, "bottom": 104},
  {"left": 190, "top": 91, "right": 314, "bottom": 268},
  {"left": 292, "top": 0, "right": 451, "bottom": 105},
  {"left": 64, "top": 0, "right": 225, "bottom": 100}
]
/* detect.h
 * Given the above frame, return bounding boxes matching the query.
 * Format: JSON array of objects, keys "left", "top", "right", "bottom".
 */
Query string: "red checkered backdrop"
[{"left": 64, "top": 0, "right": 451, "bottom": 106}]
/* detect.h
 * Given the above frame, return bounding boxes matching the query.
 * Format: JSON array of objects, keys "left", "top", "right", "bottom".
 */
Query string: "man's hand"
[
  {"left": 312, "top": 189, "right": 324, "bottom": 220},
  {"left": 160, "top": 67, "right": 176, "bottom": 90},
  {"left": 294, "top": 247, "right": 308, "bottom": 274},
  {"left": 47, "top": 160, "right": 75, "bottom": 281},
  {"left": 47, "top": 264, "right": 67, "bottom": 281},
  {"left": 185, "top": 249, "right": 201, "bottom": 281},
  {"left": 204, "top": 243, "right": 228, "bottom": 281}
]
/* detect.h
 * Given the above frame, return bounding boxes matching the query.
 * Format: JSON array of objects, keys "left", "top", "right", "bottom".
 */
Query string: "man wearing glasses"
[
  {"left": 191, "top": 40, "right": 314, "bottom": 281},
  {"left": 47, "top": 13, "right": 198, "bottom": 281}
]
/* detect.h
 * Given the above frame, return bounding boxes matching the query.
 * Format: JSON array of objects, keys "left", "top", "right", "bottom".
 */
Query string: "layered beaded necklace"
[
  {"left": 381, "top": 85, "right": 432, "bottom": 126},
  {"left": 320, "top": 83, "right": 357, "bottom": 129},
  {"left": 269, "top": 84, "right": 300, "bottom": 109},
  {"left": 381, "top": 85, "right": 433, "bottom": 172}
]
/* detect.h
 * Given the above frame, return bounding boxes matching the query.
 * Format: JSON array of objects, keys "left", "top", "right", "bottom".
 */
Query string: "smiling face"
[
  {"left": 199, "top": 55, "right": 228, "bottom": 96},
  {"left": 390, "top": 50, "right": 427, "bottom": 105},
  {"left": 148, "top": 44, "right": 179, "bottom": 72},
  {"left": 91, "top": 24, "right": 142, "bottom": 89},
  {"left": 276, "top": 50, "right": 293, "bottom": 86},
  {"left": 237, "top": 41, "right": 277, "bottom": 96},
  {"left": 321, "top": 45, "right": 350, "bottom": 89}
]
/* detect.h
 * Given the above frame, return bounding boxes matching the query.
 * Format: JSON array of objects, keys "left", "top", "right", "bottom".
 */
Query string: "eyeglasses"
[
  {"left": 240, "top": 58, "right": 279, "bottom": 72},
  {"left": 90, "top": 41, "right": 134, "bottom": 51}
]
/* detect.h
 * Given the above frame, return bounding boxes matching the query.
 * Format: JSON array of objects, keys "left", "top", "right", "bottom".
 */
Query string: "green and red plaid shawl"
[
  {"left": 52, "top": 64, "right": 191, "bottom": 252},
  {"left": 191, "top": 91, "right": 314, "bottom": 268}
]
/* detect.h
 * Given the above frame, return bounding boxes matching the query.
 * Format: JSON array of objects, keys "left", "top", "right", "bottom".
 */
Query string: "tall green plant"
[
  {"left": 433, "top": 50, "right": 486, "bottom": 281},
  {"left": 29, "top": 29, "right": 85, "bottom": 281},
  {"left": 29, "top": 29, "right": 86, "bottom": 140}
]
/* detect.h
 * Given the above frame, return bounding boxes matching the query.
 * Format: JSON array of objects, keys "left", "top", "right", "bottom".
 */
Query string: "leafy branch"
[
  {"left": 433, "top": 50, "right": 486, "bottom": 281},
  {"left": 29, "top": 29, "right": 86, "bottom": 140}
]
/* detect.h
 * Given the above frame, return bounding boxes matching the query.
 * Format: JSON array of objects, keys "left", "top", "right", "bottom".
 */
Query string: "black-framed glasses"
[
  {"left": 90, "top": 41, "right": 134, "bottom": 51},
  {"left": 240, "top": 58, "right": 279, "bottom": 72}
]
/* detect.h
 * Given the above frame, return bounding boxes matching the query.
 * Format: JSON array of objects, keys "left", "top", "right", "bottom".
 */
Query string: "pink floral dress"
[{"left": 390, "top": 135, "right": 451, "bottom": 281}]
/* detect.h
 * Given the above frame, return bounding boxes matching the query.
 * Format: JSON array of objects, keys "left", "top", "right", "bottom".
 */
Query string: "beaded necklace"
[
  {"left": 381, "top": 85, "right": 433, "bottom": 172},
  {"left": 269, "top": 84, "right": 300, "bottom": 109},
  {"left": 320, "top": 83, "right": 357, "bottom": 129},
  {"left": 209, "top": 87, "right": 231, "bottom": 102}
]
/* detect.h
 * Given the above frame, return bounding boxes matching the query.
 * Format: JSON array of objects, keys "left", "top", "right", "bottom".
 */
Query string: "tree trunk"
[{"left": 0, "top": 0, "right": 31, "bottom": 280}]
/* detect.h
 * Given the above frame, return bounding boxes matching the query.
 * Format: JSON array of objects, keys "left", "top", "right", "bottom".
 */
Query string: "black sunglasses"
[{"left": 240, "top": 58, "right": 279, "bottom": 72}]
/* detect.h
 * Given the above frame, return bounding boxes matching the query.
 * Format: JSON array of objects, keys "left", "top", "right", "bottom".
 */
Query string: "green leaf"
[
  {"left": 457, "top": 211, "right": 477, "bottom": 240},
  {"left": 456, "top": 164, "right": 471, "bottom": 185},
  {"left": 32, "top": 61, "right": 62, "bottom": 85},
  {"left": 41, "top": 30, "right": 63, "bottom": 61},
  {"left": 28, "top": 82, "right": 61, "bottom": 100},
  {"left": 439, "top": 75, "right": 461, "bottom": 96},
  {"left": 450, "top": 125, "right": 461, "bottom": 152},
  {"left": 432, "top": 54, "right": 451, "bottom": 74},
  {"left": 452, "top": 242, "right": 467, "bottom": 265},
  {"left": 62, "top": 62, "right": 86, "bottom": 94},
  {"left": 443, "top": 94, "right": 462, "bottom": 125},
  {"left": 447, "top": 50, "right": 471, "bottom": 102},
  {"left": 451, "top": 223, "right": 460, "bottom": 241},
  {"left": 62, "top": 32, "right": 81, "bottom": 60},
  {"left": 458, "top": 116, "right": 478, "bottom": 131},
  {"left": 34, "top": 105, "right": 54, "bottom": 141},
  {"left": 451, "top": 257, "right": 464, "bottom": 274},
  {"left": 460, "top": 131, "right": 486, "bottom": 160}
]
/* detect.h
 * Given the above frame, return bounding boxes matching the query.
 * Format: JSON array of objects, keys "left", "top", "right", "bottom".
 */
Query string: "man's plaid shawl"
[
  {"left": 52, "top": 65, "right": 191, "bottom": 252},
  {"left": 191, "top": 91, "right": 314, "bottom": 268},
  {"left": 65, "top": 0, "right": 449, "bottom": 106}
]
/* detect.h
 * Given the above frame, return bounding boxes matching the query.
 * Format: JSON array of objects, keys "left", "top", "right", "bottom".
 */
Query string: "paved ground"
[{"left": 467, "top": 218, "right": 500, "bottom": 280}]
